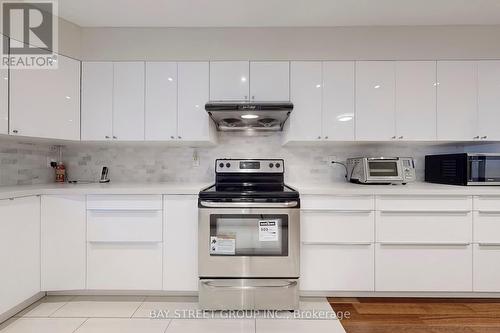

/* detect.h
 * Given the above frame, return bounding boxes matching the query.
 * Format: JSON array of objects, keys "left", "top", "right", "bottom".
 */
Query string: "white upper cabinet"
[
  {"left": 210, "top": 61, "right": 249, "bottom": 101},
  {"left": 355, "top": 61, "right": 396, "bottom": 141},
  {"left": 286, "top": 61, "right": 323, "bottom": 141},
  {"left": 477, "top": 60, "right": 500, "bottom": 141},
  {"left": 145, "top": 62, "right": 178, "bottom": 141},
  {"left": 9, "top": 52, "right": 80, "bottom": 140},
  {"left": 322, "top": 61, "right": 355, "bottom": 141},
  {"left": 0, "top": 68, "right": 7, "bottom": 135},
  {"left": 249, "top": 61, "right": 290, "bottom": 101},
  {"left": 81, "top": 62, "right": 114, "bottom": 141},
  {"left": 113, "top": 62, "right": 145, "bottom": 141},
  {"left": 395, "top": 61, "right": 437, "bottom": 140},
  {"left": 437, "top": 61, "right": 477, "bottom": 141},
  {"left": 178, "top": 62, "right": 214, "bottom": 141}
]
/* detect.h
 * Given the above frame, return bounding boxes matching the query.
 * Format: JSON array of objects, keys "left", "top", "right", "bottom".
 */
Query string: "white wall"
[{"left": 80, "top": 25, "right": 500, "bottom": 61}]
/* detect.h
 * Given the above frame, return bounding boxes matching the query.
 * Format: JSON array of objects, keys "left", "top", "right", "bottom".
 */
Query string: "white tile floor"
[{"left": 0, "top": 296, "right": 346, "bottom": 333}]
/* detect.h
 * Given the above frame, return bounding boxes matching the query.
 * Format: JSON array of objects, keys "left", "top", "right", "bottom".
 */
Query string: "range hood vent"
[{"left": 205, "top": 101, "right": 293, "bottom": 131}]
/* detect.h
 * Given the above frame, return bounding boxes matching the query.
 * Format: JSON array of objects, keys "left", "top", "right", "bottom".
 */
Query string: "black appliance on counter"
[{"left": 425, "top": 153, "right": 500, "bottom": 186}]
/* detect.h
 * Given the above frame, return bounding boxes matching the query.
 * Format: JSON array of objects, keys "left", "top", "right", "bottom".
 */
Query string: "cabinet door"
[
  {"left": 209, "top": 61, "right": 249, "bottom": 101},
  {"left": 178, "top": 62, "right": 212, "bottom": 141},
  {"left": 41, "top": 196, "right": 86, "bottom": 291},
  {"left": 395, "top": 61, "right": 437, "bottom": 140},
  {"left": 113, "top": 62, "right": 145, "bottom": 141},
  {"left": 0, "top": 68, "right": 7, "bottom": 134},
  {"left": 474, "top": 244, "right": 500, "bottom": 292},
  {"left": 355, "top": 61, "right": 396, "bottom": 141},
  {"left": 145, "top": 62, "right": 178, "bottom": 141},
  {"left": 163, "top": 195, "right": 198, "bottom": 291},
  {"left": 81, "top": 62, "right": 113, "bottom": 140},
  {"left": 477, "top": 61, "right": 500, "bottom": 141},
  {"left": 10, "top": 53, "right": 80, "bottom": 140},
  {"left": 0, "top": 196, "right": 40, "bottom": 315},
  {"left": 301, "top": 244, "right": 374, "bottom": 291},
  {"left": 437, "top": 61, "right": 477, "bottom": 141},
  {"left": 322, "top": 61, "right": 355, "bottom": 140},
  {"left": 286, "top": 62, "right": 322, "bottom": 141},
  {"left": 249, "top": 61, "right": 289, "bottom": 101}
]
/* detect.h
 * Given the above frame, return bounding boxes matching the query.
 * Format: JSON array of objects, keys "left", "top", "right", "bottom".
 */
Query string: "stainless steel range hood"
[{"left": 205, "top": 101, "right": 293, "bottom": 131}]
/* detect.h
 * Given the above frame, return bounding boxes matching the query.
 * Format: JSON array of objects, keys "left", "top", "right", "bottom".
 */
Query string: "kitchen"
[{"left": 2, "top": 1, "right": 500, "bottom": 332}]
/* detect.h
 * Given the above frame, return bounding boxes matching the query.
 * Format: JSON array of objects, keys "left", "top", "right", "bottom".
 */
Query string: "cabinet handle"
[
  {"left": 473, "top": 136, "right": 480, "bottom": 139},
  {"left": 379, "top": 210, "right": 470, "bottom": 215},
  {"left": 252, "top": 96, "right": 255, "bottom": 100},
  {"left": 170, "top": 136, "right": 175, "bottom": 139},
  {"left": 324, "top": 136, "right": 329, "bottom": 139},
  {"left": 478, "top": 243, "right": 500, "bottom": 247},
  {"left": 391, "top": 136, "right": 396, "bottom": 139},
  {"left": 481, "top": 136, "right": 488, "bottom": 139},
  {"left": 244, "top": 95, "right": 248, "bottom": 100},
  {"left": 105, "top": 136, "right": 110, "bottom": 139},
  {"left": 398, "top": 136, "right": 403, "bottom": 139},
  {"left": 379, "top": 242, "right": 470, "bottom": 246},
  {"left": 12, "top": 129, "right": 18, "bottom": 134},
  {"left": 178, "top": 136, "right": 182, "bottom": 139},
  {"left": 113, "top": 136, "right": 117, "bottom": 139},
  {"left": 301, "top": 209, "right": 373, "bottom": 214},
  {"left": 317, "top": 136, "right": 322, "bottom": 139}
]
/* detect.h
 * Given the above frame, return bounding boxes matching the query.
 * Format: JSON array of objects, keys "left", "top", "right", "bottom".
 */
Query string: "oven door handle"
[
  {"left": 199, "top": 200, "right": 299, "bottom": 208},
  {"left": 201, "top": 280, "right": 297, "bottom": 290}
]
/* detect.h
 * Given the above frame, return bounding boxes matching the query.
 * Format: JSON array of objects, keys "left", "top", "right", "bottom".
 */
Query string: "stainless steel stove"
[{"left": 198, "top": 159, "right": 300, "bottom": 310}]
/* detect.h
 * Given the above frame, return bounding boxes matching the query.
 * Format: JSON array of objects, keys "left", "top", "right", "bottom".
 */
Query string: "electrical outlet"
[
  {"left": 192, "top": 150, "right": 200, "bottom": 167},
  {"left": 47, "top": 157, "right": 56, "bottom": 168}
]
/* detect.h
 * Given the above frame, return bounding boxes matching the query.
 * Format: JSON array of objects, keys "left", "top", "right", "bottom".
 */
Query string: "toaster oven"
[{"left": 347, "top": 157, "right": 416, "bottom": 185}]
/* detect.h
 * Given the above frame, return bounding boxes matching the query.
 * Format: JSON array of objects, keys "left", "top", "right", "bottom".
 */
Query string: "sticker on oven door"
[
  {"left": 210, "top": 236, "right": 236, "bottom": 255},
  {"left": 259, "top": 220, "right": 279, "bottom": 242}
]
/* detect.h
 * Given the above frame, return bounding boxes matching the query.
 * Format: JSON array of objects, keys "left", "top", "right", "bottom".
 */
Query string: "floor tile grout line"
[
  {"left": 71, "top": 318, "right": 89, "bottom": 333},
  {"left": 48, "top": 296, "right": 78, "bottom": 318},
  {"left": 163, "top": 318, "right": 173, "bottom": 333},
  {"left": 129, "top": 296, "right": 147, "bottom": 319}
]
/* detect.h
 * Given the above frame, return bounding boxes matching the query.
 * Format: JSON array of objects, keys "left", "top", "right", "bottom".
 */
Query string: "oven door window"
[
  {"left": 470, "top": 156, "right": 500, "bottom": 182},
  {"left": 368, "top": 161, "right": 399, "bottom": 177},
  {"left": 209, "top": 214, "right": 288, "bottom": 256}
]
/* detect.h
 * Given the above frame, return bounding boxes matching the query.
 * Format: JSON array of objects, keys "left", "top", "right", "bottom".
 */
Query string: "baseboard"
[
  {"left": 301, "top": 291, "right": 500, "bottom": 298},
  {"left": 0, "top": 292, "right": 45, "bottom": 324},
  {"left": 46, "top": 290, "right": 199, "bottom": 297}
]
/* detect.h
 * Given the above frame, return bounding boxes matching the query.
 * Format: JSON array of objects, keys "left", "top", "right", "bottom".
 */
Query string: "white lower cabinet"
[
  {"left": 301, "top": 244, "right": 374, "bottom": 291},
  {"left": 41, "top": 196, "right": 86, "bottom": 291},
  {"left": 163, "top": 195, "right": 198, "bottom": 292},
  {"left": 473, "top": 244, "right": 500, "bottom": 292},
  {"left": 0, "top": 196, "right": 40, "bottom": 315},
  {"left": 375, "top": 244, "right": 472, "bottom": 292},
  {"left": 86, "top": 195, "right": 163, "bottom": 290}
]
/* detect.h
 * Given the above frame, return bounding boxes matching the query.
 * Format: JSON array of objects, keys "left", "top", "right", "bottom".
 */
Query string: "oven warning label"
[
  {"left": 210, "top": 236, "right": 236, "bottom": 255},
  {"left": 259, "top": 220, "right": 279, "bottom": 242}
]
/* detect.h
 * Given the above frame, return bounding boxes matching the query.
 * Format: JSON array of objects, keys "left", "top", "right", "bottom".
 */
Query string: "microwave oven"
[
  {"left": 425, "top": 153, "right": 500, "bottom": 185},
  {"left": 346, "top": 157, "right": 416, "bottom": 185}
]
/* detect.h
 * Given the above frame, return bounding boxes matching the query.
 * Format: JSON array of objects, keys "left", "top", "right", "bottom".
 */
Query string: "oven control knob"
[
  {"left": 219, "top": 163, "right": 224, "bottom": 168},
  {"left": 269, "top": 163, "right": 274, "bottom": 168},
  {"left": 275, "top": 163, "right": 281, "bottom": 168},
  {"left": 226, "top": 163, "right": 231, "bottom": 168}
]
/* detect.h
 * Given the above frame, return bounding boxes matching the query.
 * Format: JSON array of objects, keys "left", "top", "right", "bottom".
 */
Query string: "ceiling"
[{"left": 57, "top": 0, "right": 500, "bottom": 27}]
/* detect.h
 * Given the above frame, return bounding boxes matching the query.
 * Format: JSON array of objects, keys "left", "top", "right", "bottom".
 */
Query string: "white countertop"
[
  {"left": 291, "top": 182, "right": 500, "bottom": 196},
  {"left": 0, "top": 182, "right": 212, "bottom": 200},
  {"left": 2, "top": 181, "right": 500, "bottom": 200}
]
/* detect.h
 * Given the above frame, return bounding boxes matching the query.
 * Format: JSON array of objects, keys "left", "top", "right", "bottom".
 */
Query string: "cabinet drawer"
[
  {"left": 87, "top": 210, "right": 162, "bottom": 242},
  {"left": 375, "top": 244, "right": 472, "bottom": 292},
  {"left": 301, "top": 210, "right": 374, "bottom": 243},
  {"left": 87, "top": 195, "right": 162, "bottom": 210},
  {"left": 87, "top": 242, "right": 162, "bottom": 290},
  {"left": 474, "top": 196, "right": 500, "bottom": 212},
  {"left": 473, "top": 211, "right": 500, "bottom": 243},
  {"left": 376, "top": 211, "right": 472, "bottom": 243},
  {"left": 473, "top": 244, "right": 500, "bottom": 292},
  {"left": 376, "top": 195, "right": 472, "bottom": 211},
  {"left": 301, "top": 244, "right": 374, "bottom": 291},
  {"left": 301, "top": 195, "right": 374, "bottom": 210}
]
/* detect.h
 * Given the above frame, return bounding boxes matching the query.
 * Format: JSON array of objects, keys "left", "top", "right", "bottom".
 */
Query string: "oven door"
[
  {"left": 365, "top": 159, "right": 404, "bottom": 182},
  {"left": 468, "top": 155, "right": 500, "bottom": 185},
  {"left": 198, "top": 204, "right": 300, "bottom": 278}
]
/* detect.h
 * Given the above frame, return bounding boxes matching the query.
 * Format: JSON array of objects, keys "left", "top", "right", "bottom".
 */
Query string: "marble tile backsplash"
[
  {"left": 63, "top": 132, "right": 467, "bottom": 185},
  {"left": 0, "top": 140, "right": 57, "bottom": 186}
]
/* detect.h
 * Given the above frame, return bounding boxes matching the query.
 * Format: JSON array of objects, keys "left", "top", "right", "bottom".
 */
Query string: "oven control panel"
[{"left": 216, "top": 159, "right": 284, "bottom": 173}]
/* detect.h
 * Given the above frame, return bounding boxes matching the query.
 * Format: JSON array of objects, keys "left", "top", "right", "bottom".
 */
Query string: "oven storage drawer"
[
  {"left": 376, "top": 195, "right": 472, "bottom": 211},
  {"left": 199, "top": 279, "right": 299, "bottom": 310},
  {"left": 375, "top": 243, "right": 472, "bottom": 292}
]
